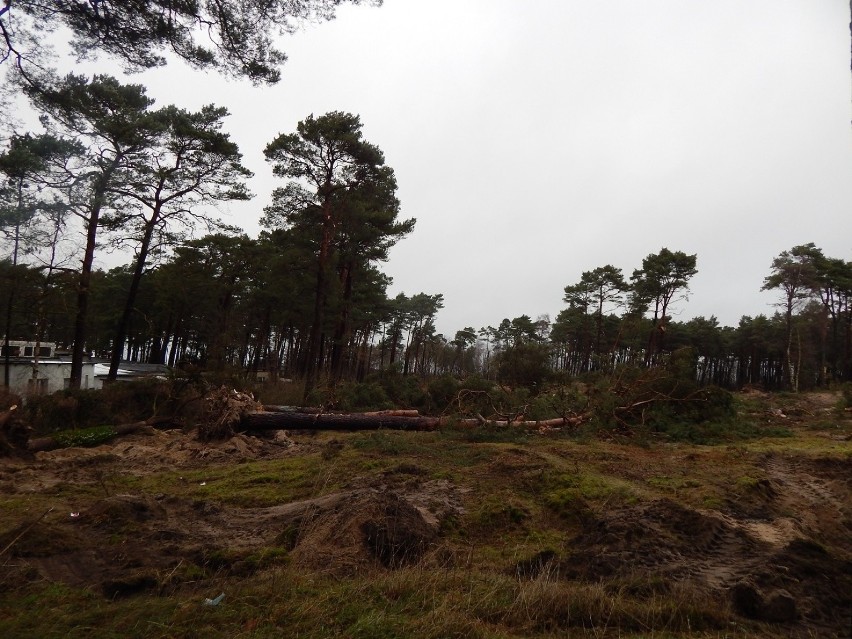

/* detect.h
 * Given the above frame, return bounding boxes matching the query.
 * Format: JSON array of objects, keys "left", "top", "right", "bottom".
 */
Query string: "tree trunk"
[
  {"left": 26, "top": 417, "right": 177, "bottom": 453},
  {"left": 783, "top": 302, "right": 794, "bottom": 391},
  {"left": 108, "top": 209, "right": 160, "bottom": 380},
  {"left": 3, "top": 285, "right": 15, "bottom": 389},
  {"left": 330, "top": 263, "right": 354, "bottom": 384},
  {"left": 303, "top": 200, "right": 334, "bottom": 401},
  {"left": 168, "top": 314, "right": 184, "bottom": 367},
  {"left": 71, "top": 163, "right": 118, "bottom": 389},
  {"left": 4, "top": 192, "right": 23, "bottom": 388}
]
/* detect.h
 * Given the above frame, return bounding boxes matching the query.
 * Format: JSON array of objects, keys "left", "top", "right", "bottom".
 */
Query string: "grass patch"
[
  {"left": 539, "top": 469, "right": 637, "bottom": 507},
  {"left": 440, "top": 423, "right": 533, "bottom": 445},
  {"left": 114, "top": 457, "right": 333, "bottom": 508},
  {"left": 51, "top": 425, "right": 118, "bottom": 448},
  {"left": 646, "top": 476, "right": 701, "bottom": 492},
  {"left": 654, "top": 418, "right": 793, "bottom": 444}
]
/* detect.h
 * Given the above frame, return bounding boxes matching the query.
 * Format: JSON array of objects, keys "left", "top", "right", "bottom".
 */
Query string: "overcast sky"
[{"left": 24, "top": 0, "right": 852, "bottom": 337}]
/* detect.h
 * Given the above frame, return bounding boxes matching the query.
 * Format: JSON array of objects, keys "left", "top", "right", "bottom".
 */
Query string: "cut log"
[
  {"left": 0, "top": 405, "right": 17, "bottom": 430},
  {"left": 262, "top": 406, "right": 422, "bottom": 418},
  {"left": 262, "top": 405, "right": 322, "bottom": 414},
  {"left": 241, "top": 411, "right": 583, "bottom": 432},
  {"left": 361, "top": 409, "right": 422, "bottom": 418},
  {"left": 243, "top": 411, "right": 442, "bottom": 431}
]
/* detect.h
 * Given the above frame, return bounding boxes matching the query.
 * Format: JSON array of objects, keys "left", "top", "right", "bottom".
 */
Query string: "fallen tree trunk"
[
  {"left": 27, "top": 417, "right": 178, "bottom": 453},
  {"left": 243, "top": 411, "right": 442, "bottom": 431},
  {"left": 262, "top": 406, "right": 420, "bottom": 418},
  {"left": 241, "top": 411, "right": 583, "bottom": 432}
]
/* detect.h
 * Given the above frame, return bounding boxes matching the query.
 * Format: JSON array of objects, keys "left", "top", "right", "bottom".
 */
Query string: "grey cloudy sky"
[{"left": 30, "top": 0, "right": 852, "bottom": 336}]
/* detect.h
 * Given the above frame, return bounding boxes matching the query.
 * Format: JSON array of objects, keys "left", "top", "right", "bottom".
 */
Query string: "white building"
[
  {"left": 1, "top": 342, "right": 98, "bottom": 397},
  {"left": 1, "top": 340, "right": 56, "bottom": 359},
  {"left": 4, "top": 359, "right": 99, "bottom": 397}
]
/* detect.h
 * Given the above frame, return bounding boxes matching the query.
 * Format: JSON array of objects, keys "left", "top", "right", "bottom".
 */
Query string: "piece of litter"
[
  {"left": 69, "top": 512, "right": 80, "bottom": 518},
  {"left": 203, "top": 592, "right": 225, "bottom": 606},
  {"left": 199, "top": 482, "right": 207, "bottom": 486}
]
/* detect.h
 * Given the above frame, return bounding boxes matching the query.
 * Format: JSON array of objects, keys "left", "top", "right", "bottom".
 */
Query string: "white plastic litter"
[{"left": 203, "top": 592, "right": 225, "bottom": 606}]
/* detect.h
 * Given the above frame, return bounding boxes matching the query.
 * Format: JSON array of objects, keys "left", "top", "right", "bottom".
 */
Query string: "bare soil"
[
  {"left": 1, "top": 430, "right": 467, "bottom": 590},
  {"left": 1, "top": 392, "right": 850, "bottom": 637}
]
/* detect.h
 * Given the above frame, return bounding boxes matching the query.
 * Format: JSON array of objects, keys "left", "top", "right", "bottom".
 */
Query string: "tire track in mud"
[
  {"left": 768, "top": 455, "right": 848, "bottom": 504},
  {"left": 668, "top": 454, "right": 851, "bottom": 635},
  {"left": 677, "top": 453, "right": 851, "bottom": 590},
  {"left": 681, "top": 515, "right": 756, "bottom": 587},
  {"left": 565, "top": 499, "right": 772, "bottom": 590},
  {"left": 565, "top": 451, "right": 851, "bottom": 592},
  {"left": 762, "top": 453, "right": 851, "bottom": 541}
]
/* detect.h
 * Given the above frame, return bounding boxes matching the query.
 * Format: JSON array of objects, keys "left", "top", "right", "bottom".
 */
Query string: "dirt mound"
[
  {"left": 729, "top": 538, "right": 852, "bottom": 631},
  {"left": 2, "top": 471, "right": 465, "bottom": 594},
  {"left": 246, "top": 477, "right": 467, "bottom": 573},
  {"left": 562, "top": 499, "right": 757, "bottom": 582},
  {"left": 285, "top": 489, "right": 438, "bottom": 571},
  {"left": 85, "top": 494, "right": 168, "bottom": 532},
  {"left": 0, "top": 520, "right": 82, "bottom": 558}
]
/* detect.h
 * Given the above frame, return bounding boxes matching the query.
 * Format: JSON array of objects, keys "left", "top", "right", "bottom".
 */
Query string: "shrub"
[
  {"left": 23, "top": 380, "right": 170, "bottom": 435},
  {"left": 372, "top": 368, "right": 430, "bottom": 411},
  {"left": 494, "top": 343, "right": 552, "bottom": 391},
  {"left": 573, "top": 360, "right": 737, "bottom": 439},
  {"left": 427, "top": 374, "right": 460, "bottom": 411},
  {"left": 335, "top": 381, "right": 392, "bottom": 412}
]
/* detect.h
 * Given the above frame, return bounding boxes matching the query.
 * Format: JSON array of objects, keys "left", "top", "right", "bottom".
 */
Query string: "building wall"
[
  {"left": 1, "top": 341, "right": 56, "bottom": 358},
  {"left": 6, "top": 361, "right": 97, "bottom": 397}
]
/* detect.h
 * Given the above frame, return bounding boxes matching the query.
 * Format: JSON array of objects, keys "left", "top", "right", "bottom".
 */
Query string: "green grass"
[
  {"left": 114, "top": 457, "right": 333, "bottom": 508},
  {"left": 0, "top": 563, "right": 756, "bottom": 639}
]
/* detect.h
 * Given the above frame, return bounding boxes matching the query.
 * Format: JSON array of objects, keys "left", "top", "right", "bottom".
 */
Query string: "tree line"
[
  {"left": 1, "top": 77, "right": 848, "bottom": 396},
  {"left": 1, "top": 206, "right": 849, "bottom": 395},
  {"left": 1, "top": 72, "right": 421, "bottom": 401},
  {"left": 489, "top": 243, "right": 850, "bottom": 392},
  {"left": 1, "top": 2, "right": 849, "bottom": 398}
]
